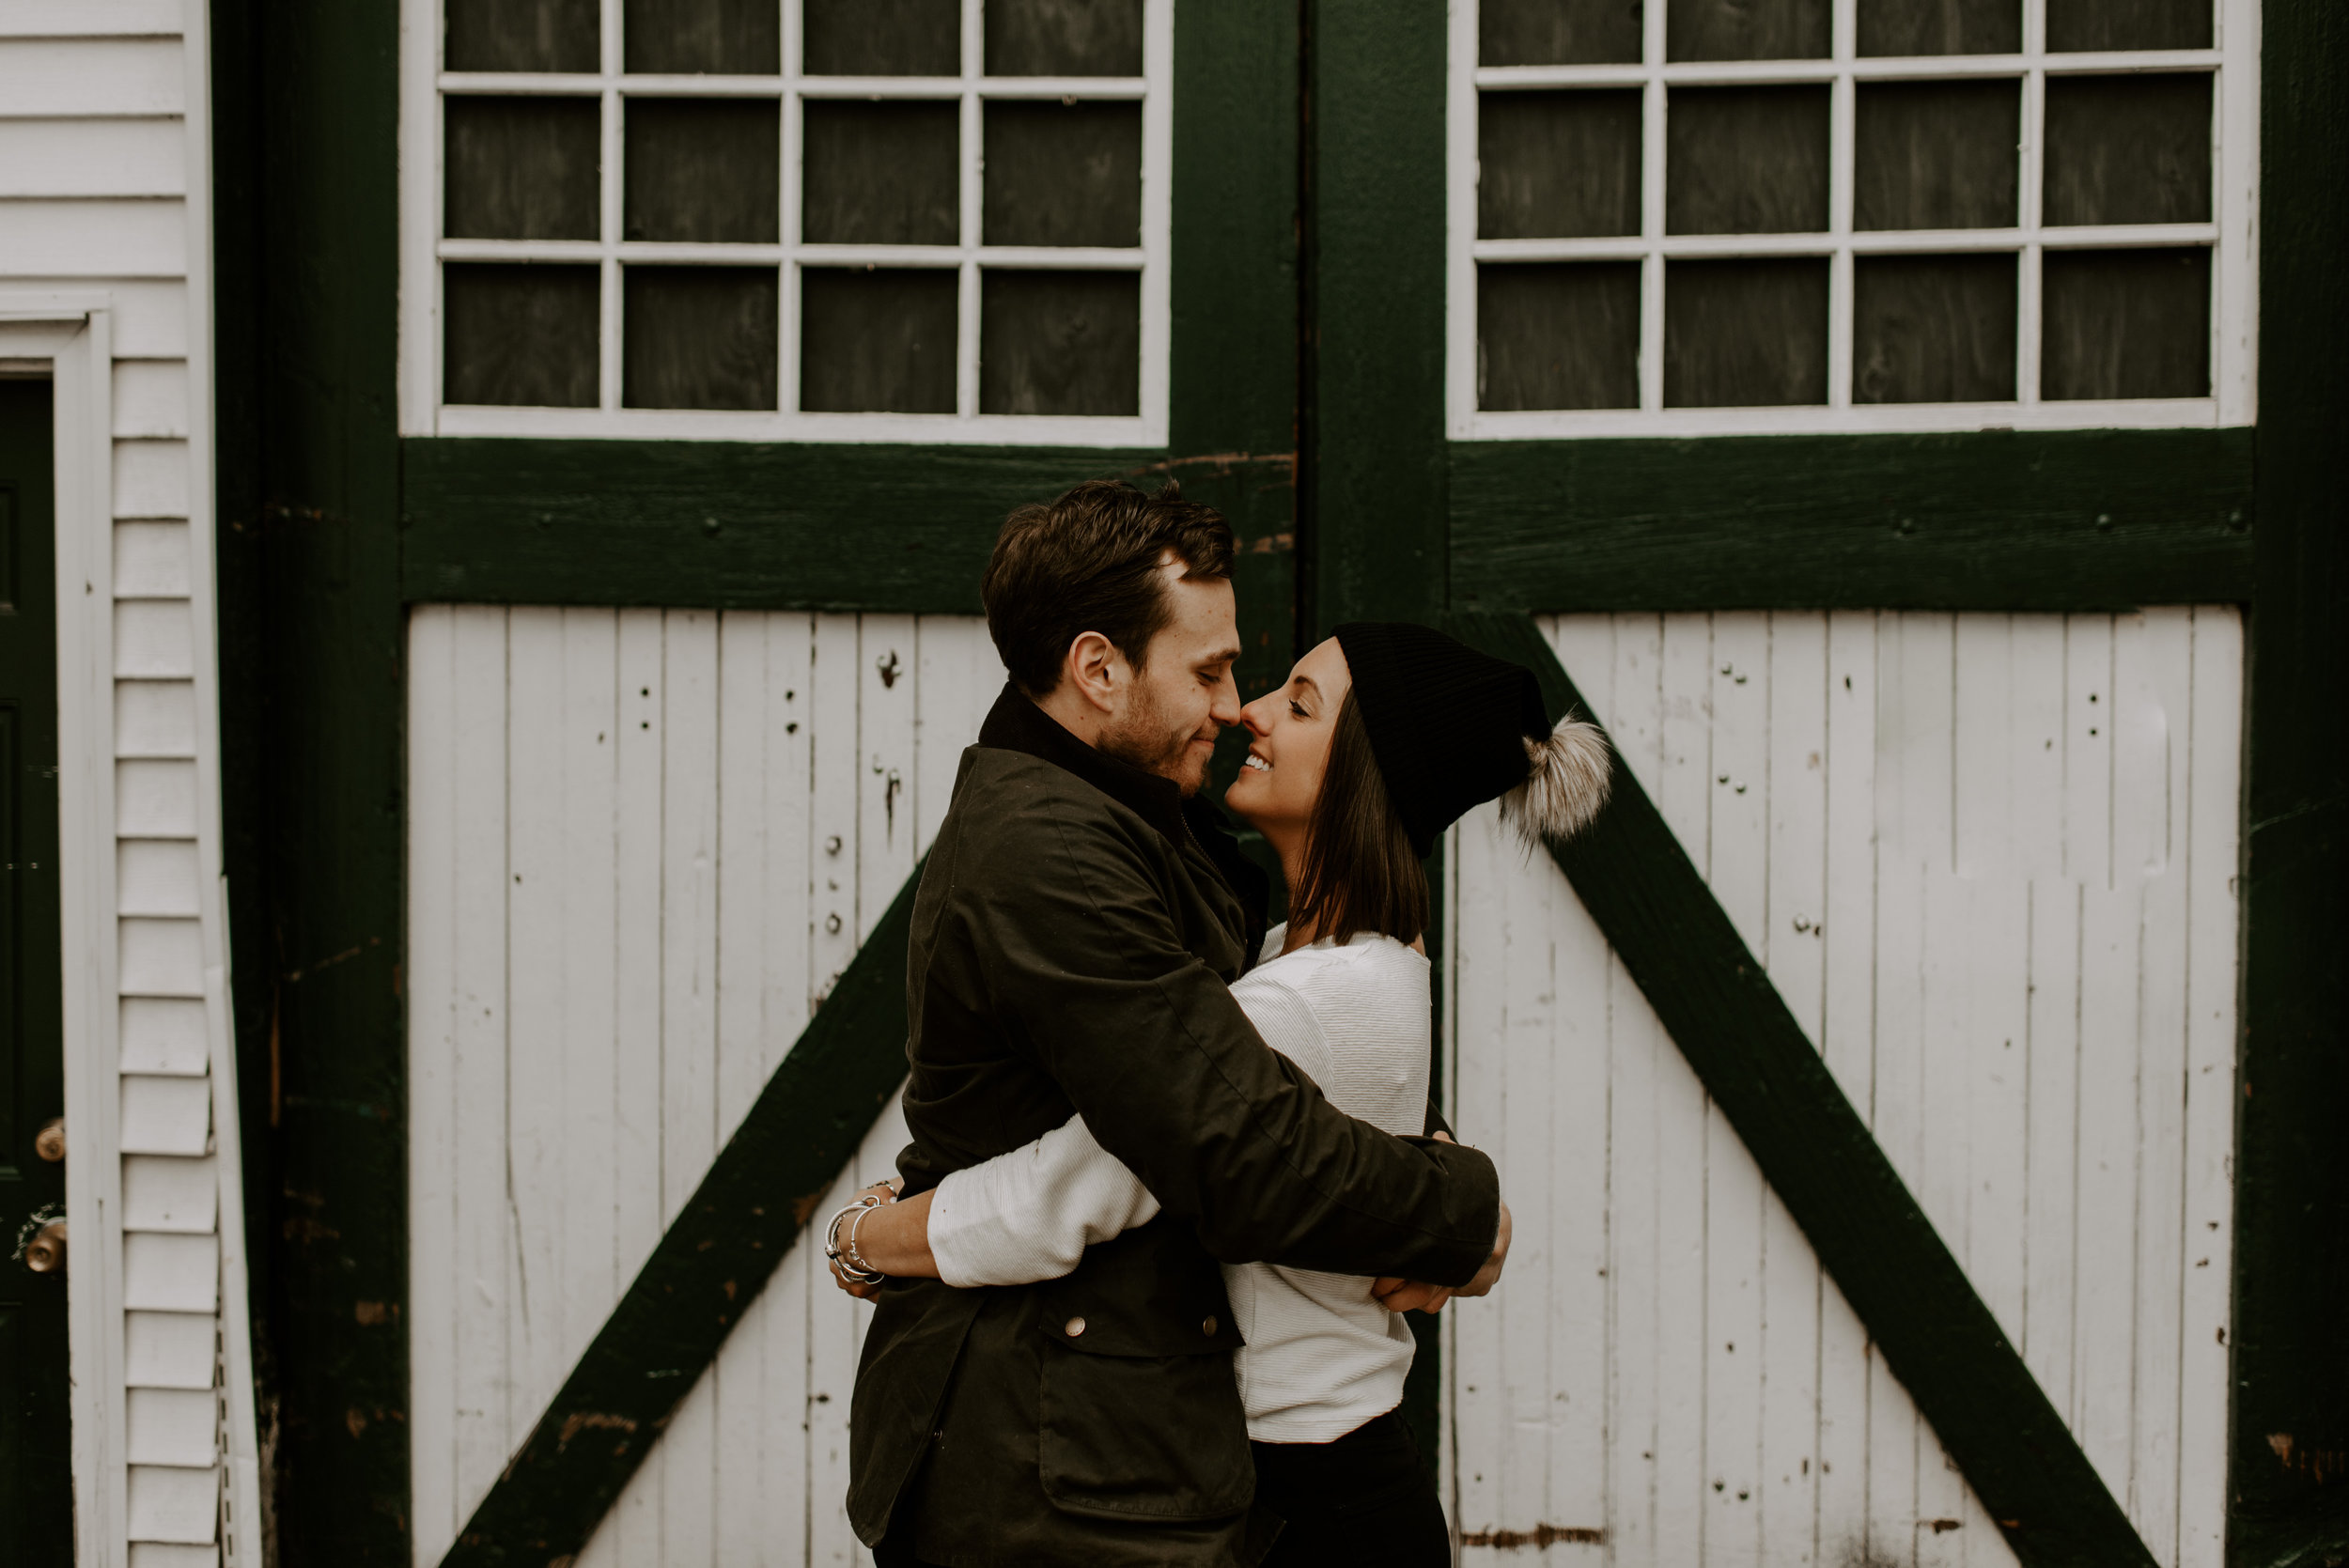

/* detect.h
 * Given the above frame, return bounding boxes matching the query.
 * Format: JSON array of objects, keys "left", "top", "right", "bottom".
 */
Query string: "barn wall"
[
  {"left": 0, "top": 2, "right": 257, "bottom": 1563},
  {"left": 1443, "top": 610, "right": 2242, "bottom": 1568},
  {"left": 405, "top": 606, "right": 1005, "bottom": 1567}
]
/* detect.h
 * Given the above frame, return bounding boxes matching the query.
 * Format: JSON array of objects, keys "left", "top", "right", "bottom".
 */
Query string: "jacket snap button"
[
  {"left": 1202, "top": 1315, "right": 1219, "bottom": 1338},
  {"left": 1065, "top": 1316, "right": 1086, "bottom": 1338}
]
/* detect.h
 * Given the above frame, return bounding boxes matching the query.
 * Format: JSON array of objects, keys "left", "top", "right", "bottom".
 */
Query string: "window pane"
[
  {"left": 1858, "top": 0, "right": 2018, "bottom": 56},
  {"left": 804, "top": 0, "right": 960, "bottom": 74},
  {"left": 626, "top": 99, "right": 779, "bottom": 242},
  {"left": 2046, "top": 0, "right": 2210, "bottom": 52},
  {"left": 986, "top": 0, "right": 1144, "bottom": 76},
  {"left": 1668, "top": 0, "right": 1828, "bottom": 60},
  {"left": 801, "top": 101, "right": 959, "bottom": 245},
  {"left": 1855, "top": 80, "right": 2019, "bottom": 230},
  {"left": 2042, "top": 248, "right": 2209, "bottom": 399},
  {"left": 446, "top": 0, "right": 599, "bottom": 73},
  {"left": 623, "top": 267, "right": 777, "bottom": 410},
  {"left": 981, "top": 271, "right": 1140, "bottom": 415},
  {"left": 1480, "top": 0, "right": 1643, "bottom": 66},
  {"left": 1667, "top": 86, "right": 1829, "bottom": 234},
  {"left": 1852, "top": 254, "right": 2015, "bottom": 402},
  {"left": 800, "top": 269, "right": 958, "bottom": 412},
  {"left": 1479, "top": 90, "right": 1641, "bottom": 240},
  {"left": 623, "top": 0, "right": 777, "bottom": 73},
  {"left": 983, "top": 101, "right": 1142, "bottom": 247},
  {"left": 1478, "top": 263, "right": 1641, "bottom": 410},
  {"left": 2044, "top": 75, "right": 2212, "bottom": 226},
  {"left": 444, "top": 98, "right": 600, "bottom": 241},
  {"left": 1664, "top": 257, "right": 1828, "bottom": 405},
  {"left": 444, "top": 264, "right": 599, "bottom": 406}
]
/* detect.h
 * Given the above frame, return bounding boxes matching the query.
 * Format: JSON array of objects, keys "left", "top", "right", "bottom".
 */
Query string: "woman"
[{"left": 832, "top": 621, "right": 1610, "bottom": 1564}]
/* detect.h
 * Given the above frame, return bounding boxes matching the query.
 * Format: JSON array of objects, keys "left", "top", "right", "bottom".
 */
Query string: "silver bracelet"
[{"left": 825, "top": 1193, "right": 887, "bottom": 1285}]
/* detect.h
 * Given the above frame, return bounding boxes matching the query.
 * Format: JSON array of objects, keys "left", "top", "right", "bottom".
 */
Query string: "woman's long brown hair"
[{"left": 1286, "top": 691, "right": 1429, "bottom": 947}]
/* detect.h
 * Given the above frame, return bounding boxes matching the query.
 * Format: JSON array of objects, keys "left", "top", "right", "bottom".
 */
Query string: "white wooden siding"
[
  {"left": 0, "top": 2, "right": 249, "bottom": 1560},
  {"left": 1444, "top": 609, "right": 2241, "bottom": 1568},
  {"left": 407, "top": 606, "right": 1007, "bottom": 1568}
]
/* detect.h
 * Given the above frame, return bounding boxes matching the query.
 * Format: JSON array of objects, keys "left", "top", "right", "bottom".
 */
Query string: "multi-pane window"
[
  {"left": 401, "top": 0, "right": 1171, "bottom": 442},
  {"left": 1448, "top": 0, "right": 2256, "bottom": 436}
]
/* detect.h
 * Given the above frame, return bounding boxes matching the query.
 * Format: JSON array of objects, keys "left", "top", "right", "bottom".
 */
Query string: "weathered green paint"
[
  {"left": 440, "top": 869, "right": 919, "bottom": 1568},
  {"left": 2231, "top": 1, "right": 2349, "bottom": 1563},
  {"left": 210, "top": 0, "right": 413, "bottom": 1560},
  {"left": 1302, "top": 0, "right": 1449, "bottom": 636},
  {"left": 1445, "top": 611, "right": 2158, "bottom": 1568},
  {"left": 1450, "top": 428, "right": 2256, "bottom": 611}
]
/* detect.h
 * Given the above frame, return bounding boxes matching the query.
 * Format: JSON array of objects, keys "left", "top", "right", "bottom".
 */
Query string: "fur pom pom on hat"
[{"left": 1332, "top": 622, "right": 1612, "bottom": 857}]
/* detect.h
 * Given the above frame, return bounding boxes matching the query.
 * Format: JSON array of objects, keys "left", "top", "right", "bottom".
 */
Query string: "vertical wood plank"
[
  {"left": 1448, "top": 796, "right": 1512, "bottom": 1543},
  {"left": 1542, "top": 614, "right": 1616, "bottom": 1545},
  {"left": 407, "top": 606, "right": 461, "bottom": 1562},
  {"left": 858, "top": 615, "right": 919, "bottom": 943},
  {"left": 711, "top": 611, "right": 772, "bottom": 1568},
  {"left": 2117, "top": 609, "right": 2192, "bottom": 1562},
  {"left": 450, "top": 607, "right": 515, "bottom": 1518},
  {"left": 505, "top": 607, "right": 568, "bottom": 1427},
  {"left": 1705, "top": 613, "right": 1771, "bottom": 1568},
  {"left": 1600, "top": 613, "right": 1666, "bottom": 1568},
  {"left": 1761, "top": 612, "right": 1828, "bottom": 1567},
  {"left": 1815, "top": 610, "right": 1877, "bottom": 1563},
  {"left": 611, "top": 608, "right": 668, "bottom": 1564},
  {"left": 659, "top": 610, "right": 723, "bottom": 1567},
  {"left": 806, "top": 613, "right": 872, "bottom": 1567},
  {"left": 2173, "top": 607, "right": 2241, "bottom": 1568},
  {"left": 557, "top": 609, "right": 621, "bottom": 1374},
  {"left": 1654, "top": 613, "right": 1713, "bottom": 1568},
  {"left": 809, "top": 616, "right": 861, "bottom": 1008}
]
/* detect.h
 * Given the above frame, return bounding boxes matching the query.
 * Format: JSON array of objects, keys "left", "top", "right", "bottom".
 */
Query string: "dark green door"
[{"left": 0, "top": 379, "right": 72, "bottom": 1565}]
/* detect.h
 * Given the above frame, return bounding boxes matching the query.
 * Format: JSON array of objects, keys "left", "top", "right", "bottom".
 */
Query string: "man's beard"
[{"left": 1099, "top": 679, "right": 1209, "bottom": 795}]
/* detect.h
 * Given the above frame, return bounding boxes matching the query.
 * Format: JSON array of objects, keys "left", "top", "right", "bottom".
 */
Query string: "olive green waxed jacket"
[{"left": 847, "top": 688, "right": 1501, "bottom": 1567}]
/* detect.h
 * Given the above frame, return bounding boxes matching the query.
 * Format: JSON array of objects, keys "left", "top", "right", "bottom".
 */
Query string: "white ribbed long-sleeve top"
[{"left": 926, "top": 924, "right": 1432, "bottom": 1443}]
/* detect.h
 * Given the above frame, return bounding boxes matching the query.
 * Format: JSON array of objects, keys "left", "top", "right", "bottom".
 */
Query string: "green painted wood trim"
[
  {"left": 400, "top": 439, "right": 1157, "bottom": 611},
  {"left": 1301, "top": 0, "right": 1449, "bottom": 635},
  {"left": 1450, "top": 429, "right": 2257, "bottom": 612},
  {"left": 1444, "top": 609, "right": 2159, "bottom": 1568},
  {"left": 440, "top": 867, "right": 919, "bottom": 1568},
  {"left": 210, "top": 0, "right": 414, "bottom": 1559},
  {"left": 2230, "top": 0, "right": 2349, "bottom": 1561}
]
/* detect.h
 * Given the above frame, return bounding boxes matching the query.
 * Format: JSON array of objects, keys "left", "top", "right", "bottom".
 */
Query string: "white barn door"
[
  {"left": 406, "top": 606, "right": 1003, "bottom": 1568},
  {"left": 1444, "top": 610, "right": 2241, "bottom": 1568}
]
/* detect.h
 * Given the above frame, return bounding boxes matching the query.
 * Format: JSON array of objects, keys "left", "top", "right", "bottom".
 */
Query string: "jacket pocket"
[{"left": 1035, "top": 1333, "right": 1253, "bottom": 1522}]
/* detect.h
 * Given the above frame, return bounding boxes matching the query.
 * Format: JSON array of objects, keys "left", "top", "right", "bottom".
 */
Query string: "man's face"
[{"left": 1097, "top": 563, "right": 1242, "bottom": 797}]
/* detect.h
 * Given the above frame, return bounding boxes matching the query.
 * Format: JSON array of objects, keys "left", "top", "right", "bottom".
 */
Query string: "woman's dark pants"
[{"left": 1251, "top": 1410, "right": 1451, "bottom": 1568}]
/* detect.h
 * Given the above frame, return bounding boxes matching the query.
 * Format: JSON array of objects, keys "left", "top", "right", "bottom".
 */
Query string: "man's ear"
[{"left": 1063, "top": 630, "right": 1123, "bottom": 715}]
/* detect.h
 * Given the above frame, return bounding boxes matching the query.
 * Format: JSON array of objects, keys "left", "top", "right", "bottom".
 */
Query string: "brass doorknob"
[
  {"left": 24, "top": 1220, "right": 65, "bottom": 1275},
  {"left": 34, "top": 1117, "right": 64, "bottom": 1162}
]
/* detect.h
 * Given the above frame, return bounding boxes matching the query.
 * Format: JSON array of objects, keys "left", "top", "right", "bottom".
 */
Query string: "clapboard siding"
[
  {"left": 1445, "top": 609, "right": 2241, "bottom": 1568},
  {"left": 0, "top": 8, "right": 241, "bottom": 1561},
  {"left": 408, "top": 605, "right": 1006, "bottom": 1568}
]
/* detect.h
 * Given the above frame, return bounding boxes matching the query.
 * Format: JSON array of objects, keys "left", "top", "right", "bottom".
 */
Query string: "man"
[{"left": 848, "top": 479, "right": 1505, "bottom": 1566}]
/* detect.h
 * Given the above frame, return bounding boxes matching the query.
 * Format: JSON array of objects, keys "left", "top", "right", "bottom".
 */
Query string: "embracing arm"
[{"left": 970, "top": 803, "right": 1501, "bottom": 1286}]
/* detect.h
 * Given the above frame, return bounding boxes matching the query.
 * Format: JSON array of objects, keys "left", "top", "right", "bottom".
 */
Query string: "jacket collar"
[
  {"left": 978, "top": 682, "right": 1193, "bottom": 846},
  {"left": 975, "top": 685, "right": 1271, "bottom": 951}
]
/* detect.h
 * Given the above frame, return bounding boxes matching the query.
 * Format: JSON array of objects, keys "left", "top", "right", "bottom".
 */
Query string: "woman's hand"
[
  {"left": 827, "top": 1181, "right": 898, "bottom": 1301},
  {"left": 825, "top": 1179, "right": 944, "bottom": 1301}
]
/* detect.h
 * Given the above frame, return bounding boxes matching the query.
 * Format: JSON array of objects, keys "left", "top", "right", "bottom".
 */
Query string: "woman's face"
[{"left": 1224, "top": 637, "right": 1352, "bottom": 841}]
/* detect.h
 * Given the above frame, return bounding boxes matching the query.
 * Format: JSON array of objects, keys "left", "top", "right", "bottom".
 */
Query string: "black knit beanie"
[{"left": 1332, "top": 622, "right": 1555, "bottom": 857}]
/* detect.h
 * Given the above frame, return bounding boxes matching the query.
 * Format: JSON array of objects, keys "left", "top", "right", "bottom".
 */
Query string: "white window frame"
[
  {"left": 399, "top": 0, "right": 1174, "bottom": 444},
  {"left": 1445, "top": 0, "right": 2259, "bottom": 440}
]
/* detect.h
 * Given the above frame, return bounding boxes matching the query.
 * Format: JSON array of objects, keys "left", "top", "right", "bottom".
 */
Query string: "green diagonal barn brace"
[{"left": 437, "top": 613, "right": 2155, "bottom": 1568}]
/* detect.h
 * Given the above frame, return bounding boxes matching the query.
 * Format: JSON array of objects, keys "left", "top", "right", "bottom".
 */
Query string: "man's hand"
[{"left": 1370, "top": 1197, "right": 1511, "bottom": 1315}]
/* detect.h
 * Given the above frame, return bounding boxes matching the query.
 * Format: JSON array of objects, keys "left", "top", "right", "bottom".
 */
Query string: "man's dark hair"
[
  {"left": 1289, "top": 691, "right": 1429, "bottom": 946},
  {"left": 981, "top": 478, "right": 1236, "bottom": 697}
]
